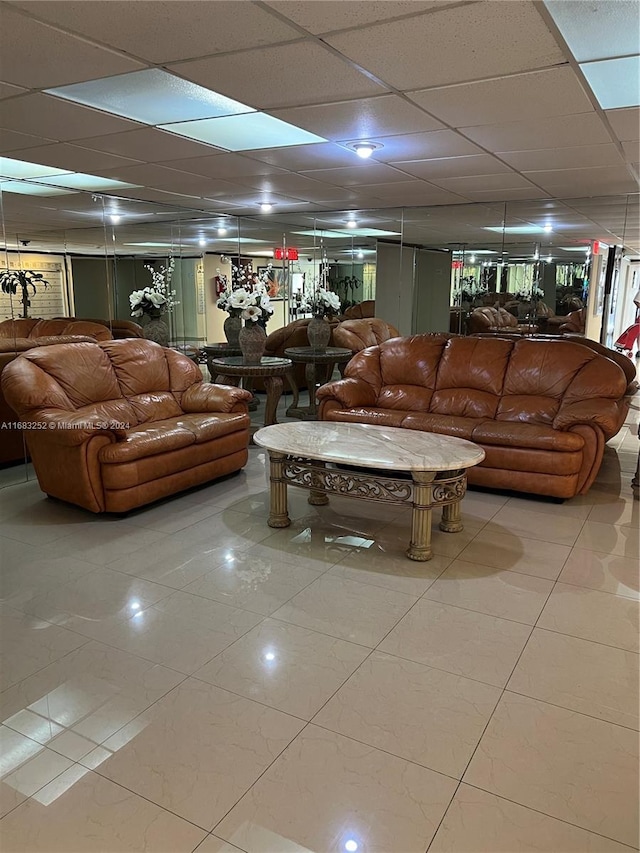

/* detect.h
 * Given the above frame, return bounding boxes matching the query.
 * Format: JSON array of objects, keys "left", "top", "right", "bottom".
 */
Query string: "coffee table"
[
  {"left": 254, "top": 422, "right": 485, "bottom": 561},
  {"left": 284, "top": 346, "right": 353, "bottom": 420}
]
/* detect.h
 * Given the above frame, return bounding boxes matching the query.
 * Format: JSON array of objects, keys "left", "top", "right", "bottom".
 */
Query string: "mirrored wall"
[{"left": 1, "top": 176, "right": 637, "bottom": 485}]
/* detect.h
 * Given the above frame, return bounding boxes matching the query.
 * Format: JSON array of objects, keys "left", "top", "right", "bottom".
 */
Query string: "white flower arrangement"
[
  {"left": 299, "top": 287, "right": 341, "bottom": 318},
  {"left": 217, "top": 263, "right": 275, "bottom": 325},
  {"left": 129, "top": 259, "right": 179, "bottom": 318}
]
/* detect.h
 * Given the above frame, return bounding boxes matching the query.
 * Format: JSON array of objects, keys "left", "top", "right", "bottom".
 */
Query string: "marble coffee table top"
[{"left": 253, "top": 422, "right": 485, "bottom": 472}]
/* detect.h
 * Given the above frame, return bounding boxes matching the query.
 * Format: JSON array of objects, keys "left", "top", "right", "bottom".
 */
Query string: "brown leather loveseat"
[
  {"left": 1, "top": 338, "right": 252, "bottom": 512},
  {"left": 317, "top": 335, "right": 629, "bottom": 499}
]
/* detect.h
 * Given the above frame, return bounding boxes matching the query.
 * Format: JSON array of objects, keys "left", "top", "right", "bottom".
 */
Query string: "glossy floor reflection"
[{"left": 0, "top": 405, "right": 638, "bottom": 852}]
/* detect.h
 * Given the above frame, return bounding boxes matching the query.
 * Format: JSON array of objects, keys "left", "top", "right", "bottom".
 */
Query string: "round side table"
[
  {"left": 284, "top": 346, "right": 352, "bottom": 420},
  {"left": 209, "top": 356, "right": 294, "bottom": 431}
]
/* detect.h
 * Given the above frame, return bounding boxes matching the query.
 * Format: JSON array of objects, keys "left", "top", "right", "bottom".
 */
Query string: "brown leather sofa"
[
  {"left": 467, "top": 306, "right": 538, "bottom": 335},
  {"left": 0, "top": 318, "right": 114, "bottom": 464},
  {"left": 559, "top": 308, "right": 587, "bottom": 334},
  {"left": 1, "top": 338, "right": 252, "bottom": 512},
  {"left": 333, "top": 318, "right": 399, "bottom": 353},
  {"left": 342, "top": 300, "right": 375, "bottom": 320},
  {"left": 317, "top": 335, "right": 629, "bottom": 499}
]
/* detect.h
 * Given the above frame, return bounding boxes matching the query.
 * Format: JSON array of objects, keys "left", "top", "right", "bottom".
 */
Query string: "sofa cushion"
[
  {"left": 471, "top": 420, "right": 585, "bottom": 452},
  {"left": 26, "top": 342, "right": 122, "bottom": 408},
  {"left": 99, "top": 413, "right": 247, "bottom": 464},
  {"left": 402, "top": 413, "right": 482, "bottom": 440}
]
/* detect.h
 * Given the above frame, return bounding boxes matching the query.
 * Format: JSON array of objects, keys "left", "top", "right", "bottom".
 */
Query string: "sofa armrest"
[
  {"left": 553, "top": 399, "right": 623, "bottom": 439},
  {"left": 18, "top": 410, "right": 120, "bottom": 446},
  {"left": 181, "top": 382, "right": 252, "bottom": 413},
  {"left": 316, "top": 378, "right": 377, "bottom": 408}
]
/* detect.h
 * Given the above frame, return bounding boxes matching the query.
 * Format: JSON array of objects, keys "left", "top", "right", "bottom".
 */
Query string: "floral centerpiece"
[
  {"left": 217, "top": 262, "right": 276, "bottom": 347},
  {"left": 129, "top": 259, "right": 178, "bottom": 318},
  {"left": 0, "top": 268, "right": 49, "bottom": 319},
  {"left": 129, "top": 258, "right": 179, "bottom": 346},
  {"left": 299, "top": 287, "right": 341, "bottom": 318}
]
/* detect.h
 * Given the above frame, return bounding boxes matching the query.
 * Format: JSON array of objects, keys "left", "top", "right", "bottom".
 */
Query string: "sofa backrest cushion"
[
  {"left": 333, "top": 318, "right": 399, "bottom": 352},
  {"left": 432, "top": 337, "right": 512, "bottom": 418}
]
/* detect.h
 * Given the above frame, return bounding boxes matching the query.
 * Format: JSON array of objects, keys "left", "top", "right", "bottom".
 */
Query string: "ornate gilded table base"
[{"left": 266, "top": 452, "right": 467, "bottom": 561}]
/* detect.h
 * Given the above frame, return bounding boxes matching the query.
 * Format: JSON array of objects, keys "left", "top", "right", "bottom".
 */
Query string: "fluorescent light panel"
[
  {"left": 0, "top": 156, "right": 72, "bottom": 179},
  {"left": 485, "top": 225, "right": 546, "bottom": 234},
  {"left": 46, "top": 69, "right": 253, "bottom": 125},
  {"left": 293, "top": 228, "right": 401, "bottom": 238},
  {"left": 47, "top": 69, "right": 327, "bottom": 151},
  {"left": 0, "top": 180, "right": 75, "bottom": 196},
  {"left": 163, "top": 113, "right": 325, "bottom": 151},
  {"left": 30, "top": 174, "right": 139, "bottom": 191},
  {"left": 544, "top": 1, "right": 640, "bottom": 62},
  {"left": 580, "top": 56, "right": 640, "bottom": 109}
]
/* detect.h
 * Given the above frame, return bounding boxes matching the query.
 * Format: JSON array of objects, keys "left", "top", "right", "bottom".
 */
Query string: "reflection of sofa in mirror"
[
  {"left": 467, "top": 306, "right": 538, "bottom": 335},
  {"left": 55, "top": 317, "right": 145, "bottom": 339},
  {"left": 1, "top": 339, "right": 252, "bottom": 512},
  {"left": 0, "top": 319, "right": 115, "bottom": 465},
  {"left": 342, "top": 300, "right": 375, "bottom": 320},
  {"left": 333, "top": 318, "right": 399, "bottom": 353},
  {"left": 264, "top": 317, "right": 342, "bottom": 387},
  {"left": 559, "top": 308, "right": 587, "bottom": 334},
  {"left": 317, "top": 335, "right": 629, "bottom": 499}
]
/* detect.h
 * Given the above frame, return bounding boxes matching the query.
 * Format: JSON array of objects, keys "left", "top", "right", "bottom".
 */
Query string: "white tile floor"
[{"left": 0, "top": 396, "right": 638, "bottom": 852}]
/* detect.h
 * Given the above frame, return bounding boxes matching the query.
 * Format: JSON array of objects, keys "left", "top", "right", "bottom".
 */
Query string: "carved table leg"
[
  {"left": 308, "top": 461, "right": 329, "bottom": 506},
  {"left": 286, "top": 370, "right": 299, "bottom": 409},
  {"left": 268, "top": 451, "right": 290, "bottom": 528},
  {"left": 407, "top": 471, "right": 436, "bottom": 561},
  {"left": 440, "top": 500, "right": 463, "bottom": 533},
  {"left": 263, "top": 375, "right": 283, "bottom": 426}
]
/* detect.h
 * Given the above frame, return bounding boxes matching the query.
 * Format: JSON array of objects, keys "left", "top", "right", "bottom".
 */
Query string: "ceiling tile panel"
[
  {"left": 605, "top": 108, "right": 640, "bottom": 141},
  {"left": 391, "top": 154, "right": 512, "bottom": 179},
  {"left": 230, "top": 174, "right": 361, "bottom": 202},
  {"left": 72, "top": 128, "right": 223, "bottom": 162},
  {"left": 7, "top": 1, "right": 303, "bottom": 63},
  {"left": 270, "top": 94, "right": 444, "bottom": 142},
  {"left": 0, "top": 5, "right": 145, "bottom": 88},
  {"left": 7, "top": 143, "right": 142, "bottom": 173},
  {"left": 407, "top": 67, "right": 594, "bottom": 128},
  {"left": 0, "top": 94, "right": 143, "bottom": 142},
  {"left": 0, "top": 81, "right": 28, "bottom": 100},
  {"left": 0, "top": 129, "right": 57, "bottom": 154},
  {"left": 169, "top": 42, "right": 385, "bottom": 110},
  {"left": 374, "top": 130, "right": 484, "bottom": 162},
  {"left": 498, "top": 143, "right": 625, "bottom": 171},
  {"left": 622, "top": 141, "right": 640, "bottom": 160},
  {"left": 90, "top": 163, "right": 241, "bottom": 196},
  {"left": 155, "top": 154, "right": 288, "bottom": 179},
  {"left": 429, "top": 173, "right": 537, "bottom": 193},
  {"left": 326, "top": 1, "right": 566, "bottom": 91},
  {"left": 523, "top": 165, "right": 639, "bottom": 194},
  {"left": 364, "top": 181, "right": 467, "bottom": 204},
  {"left": 243, "top": 143, "right": 359, "bottom": 170},
  {"left": 461, "top": 113, "right": 611, "bottom": 151},
  {"left": 299, "top": 164, "right": 415, "bottom": 186},
  {"left": 264, "top": 1, "right": 453, "bottom": 34},
  {"left": 463, "top": 187, "right": 552, "bottom": 201}
]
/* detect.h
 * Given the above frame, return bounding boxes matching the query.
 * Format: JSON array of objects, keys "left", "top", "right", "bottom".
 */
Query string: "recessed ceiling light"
[
  {"left": 347, "top": 141, "right": 383, "bottom": 159},
  {"left": 198, "top": 238, "right": 206, "bottom": 247},
  {"left": 546, "top": 255, "right": 553, "bottom": 261},
  {"left": 217, "top": 227, "right": 227, "bottom": 236},
  {"left": 110, "top": 214, "right": 121, "bottom": 224},
  {"left": 543, "top": 224, "right": 553, "bottom": 233},
  {"left": 346, "top": 219, "right": 357, "bottom": 228},
  {"left": 260, "top": 203, "right": 273, "bottom": 212},
  {"left": 356, "top": 250, "right": 364, "bottom": 259},
  {"left": 469, "top": 254, "right": 476, "bottom": 263}
]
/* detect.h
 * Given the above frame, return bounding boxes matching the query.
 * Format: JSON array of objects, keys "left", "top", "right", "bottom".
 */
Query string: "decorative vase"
[
  {"left": 307, "top": 315, "right": 331, "bottom": 351},
  {"left": 239, "top": 322, "right": 266, "bottom": 365},
  {"left": 224, "top": 314, "right": 242, "bottom": 347},
  {"left": 141, "top": 311, "right": 170, "bottom": 347}
]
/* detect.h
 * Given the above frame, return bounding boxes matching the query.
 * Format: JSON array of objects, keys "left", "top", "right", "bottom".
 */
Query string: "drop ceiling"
[{"left": 0, "top": 0, "right": 638, "bottom": 250}]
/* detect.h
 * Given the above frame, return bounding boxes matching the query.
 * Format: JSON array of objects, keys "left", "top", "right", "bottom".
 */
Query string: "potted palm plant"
[{"left": 0, "top": 268, "right": 49, "bottom": 318}]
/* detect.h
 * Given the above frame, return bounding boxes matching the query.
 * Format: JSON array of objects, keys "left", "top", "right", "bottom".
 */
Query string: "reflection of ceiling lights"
[
  {"left": 356, "top": 250, "right": 364, "bottom": 259},
  {"left": 346, "top": 141, "right": 383, "bottom": 159},
  {"left": 198, "top": 238, "right": 206, "bottom": 247},
  {"left": 543, "top": 224, "right": 553, "bottom": 233},
  {"left": 485, "top": 225, "right": 547, "bottom": 234},
  {"left": 217, "top": 227, "right": 227, "bottom": 236},
  {"left": 346, "top": 219, "right": 357, "bottom": 228},
  {"left": 260, "top": 203, "right": 273, "bottom": 213},
  {"left": 110, "top": 214, "right": 121, "bottom": 224}
]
